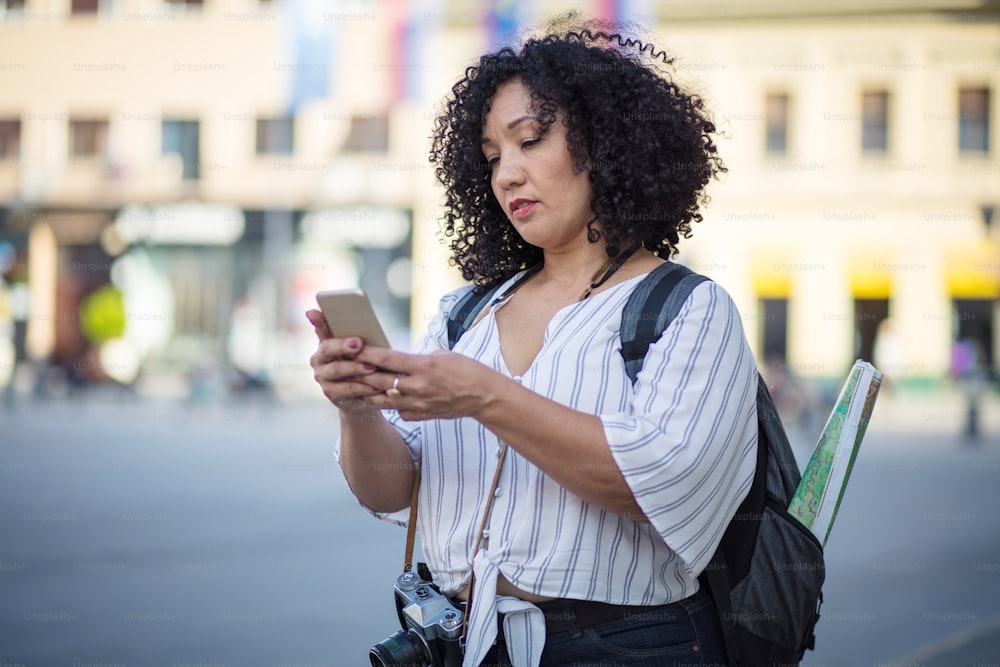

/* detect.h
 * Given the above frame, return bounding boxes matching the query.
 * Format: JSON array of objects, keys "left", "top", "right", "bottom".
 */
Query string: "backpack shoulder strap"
[
  {"left": 446, "top": 285, "right": 503, "bottom": 351},
  {"left": 446, "top": 265, "right": 542, "bottom": 350},
  {"left": 619, "top": 261, "right": 711, "bottom": 385}
]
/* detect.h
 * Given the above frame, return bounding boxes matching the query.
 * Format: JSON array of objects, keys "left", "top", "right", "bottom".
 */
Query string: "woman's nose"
[{"left": 494, "top": 156, "right": 525, "bottom": 190}]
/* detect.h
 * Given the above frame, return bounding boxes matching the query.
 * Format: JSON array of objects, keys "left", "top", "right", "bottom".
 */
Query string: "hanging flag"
[
  {"left": 595, "top": 0, "right": 656, "bottom": 26},
  {"left": 404, "top": 0, "right": 445, "bottom": 102},
  {"left": 384, "top": 0, "right": 408, "bottom": 103},
  {"left": 486, "top": 0, "right": 520, "bottom": 50},
  {"left": 281, "top": 0, "right": 335, "bottom": 113},
  {"left": 594, "top": 0, "right": 617, "bottom": 23},
  {"left": 619, "top": 0, "right": 655, "bottom": 25}
]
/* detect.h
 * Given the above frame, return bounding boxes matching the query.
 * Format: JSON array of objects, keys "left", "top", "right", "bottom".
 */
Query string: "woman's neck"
[
  {"left": 538, "top": 243, "right": 614, "bottom": 290},
  {"left": 536, "top": 241, "right": 642, "bottom": 300}
]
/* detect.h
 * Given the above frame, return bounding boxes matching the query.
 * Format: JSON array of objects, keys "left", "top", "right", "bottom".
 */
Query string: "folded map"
[{"left": 787, "top": 360, "right": 883, "bottom": 546}]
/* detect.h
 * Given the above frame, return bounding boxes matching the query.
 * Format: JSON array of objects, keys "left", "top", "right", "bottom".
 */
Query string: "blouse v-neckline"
[{"left": 489, "top": 271, "right": 649, "bottom": 379}]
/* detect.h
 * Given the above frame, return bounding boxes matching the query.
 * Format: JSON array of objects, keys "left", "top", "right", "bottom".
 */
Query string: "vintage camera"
[{"left": 369, "top": 571, "right": 465, "bottom": 667}]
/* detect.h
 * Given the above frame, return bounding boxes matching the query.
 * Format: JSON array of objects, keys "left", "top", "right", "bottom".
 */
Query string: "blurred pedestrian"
[
  {"left": 227, "top": 296, "right": 273, "bottom": 397},
  {"left": 950, "top": 335, "right": 987, "bottom": 442},
  {"left": 873, "top": 317, "right": 903, "bottom": 394}
]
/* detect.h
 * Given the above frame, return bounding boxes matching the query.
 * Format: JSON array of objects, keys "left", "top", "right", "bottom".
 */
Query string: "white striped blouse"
[{"left": 337, "top": 267, "right": 759, "bottom": 667}]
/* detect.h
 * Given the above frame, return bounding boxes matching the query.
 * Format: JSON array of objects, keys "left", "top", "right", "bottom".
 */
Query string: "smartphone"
[{"left": 315, "top": 289, "right": 392, "bottom": 348}]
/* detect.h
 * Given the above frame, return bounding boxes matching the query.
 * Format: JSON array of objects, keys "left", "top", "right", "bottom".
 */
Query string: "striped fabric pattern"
[{"left": 337, "top": 269, "right": 758, "bottom": 667}]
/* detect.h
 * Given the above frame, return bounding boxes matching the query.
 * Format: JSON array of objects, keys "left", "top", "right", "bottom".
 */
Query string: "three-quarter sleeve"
[
  {"left": 333, "top": 284, "right": 474, "bottom": 525},
  {"left": 601, "top": 280, "right": 759, "bottom": 577}
]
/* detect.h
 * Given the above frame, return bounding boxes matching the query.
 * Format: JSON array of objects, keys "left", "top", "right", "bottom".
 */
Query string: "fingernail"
[
  {"left": 362, "top": 363, "right": 376, "bottom": 372},
  {"left": 347, "top": 338, "right": 361, "bottom": 351}
]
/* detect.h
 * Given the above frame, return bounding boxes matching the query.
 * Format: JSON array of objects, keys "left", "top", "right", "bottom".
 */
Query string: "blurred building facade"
[
  {"left": 0, "top": 0, "right": 426, "bottom": 399},
  {"left": 662, "top": 1, "right": 1000, "bottom": 392},
  {"left": 0, "top": 0, "right": 998, "bottom": 400}
]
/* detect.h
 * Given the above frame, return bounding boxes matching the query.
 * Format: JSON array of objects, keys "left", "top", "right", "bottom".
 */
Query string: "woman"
[{"left": 308, "top": 24, "right": 757, "bottom": 667}]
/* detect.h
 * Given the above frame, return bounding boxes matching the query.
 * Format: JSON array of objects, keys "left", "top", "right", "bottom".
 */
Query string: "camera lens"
[{"left": 369, "top": 629, "right": 430, "bottom": 667}]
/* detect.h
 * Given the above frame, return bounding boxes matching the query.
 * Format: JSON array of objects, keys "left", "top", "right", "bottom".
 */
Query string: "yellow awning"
[
  {"left": 945, "top": 240, "right": 1000, "bottom": 299},
  {"left": 849, "top": 252, "right": 894, "bottom": 299},
  {"left": 750, "top": 251, "right": 794, "bottom": 298}
]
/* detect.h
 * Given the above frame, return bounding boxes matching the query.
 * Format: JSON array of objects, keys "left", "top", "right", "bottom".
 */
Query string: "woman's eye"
[
  {"left": 486, "top": 156, "right": 499, "bottom": 170},
  {"left": 522, "top": 137, "right": 540, "bottom": 148}
]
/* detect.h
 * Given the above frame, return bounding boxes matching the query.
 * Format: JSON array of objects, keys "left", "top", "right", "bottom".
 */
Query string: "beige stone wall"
[
  {"left": 658, "top": 18, "right": 1000, "bottom": 378},
  {"left": 1, "top": 2, "right": 998, "bottom": 379}
]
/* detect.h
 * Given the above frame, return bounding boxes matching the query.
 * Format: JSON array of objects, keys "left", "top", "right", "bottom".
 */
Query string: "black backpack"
[{"left": 446, "top": 261, "right": 825, "bottom": 666}]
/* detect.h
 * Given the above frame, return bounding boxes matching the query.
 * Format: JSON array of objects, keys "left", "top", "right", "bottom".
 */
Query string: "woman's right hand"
[{"left": 306, "top": 309, "right": 382, "bottom": 415}]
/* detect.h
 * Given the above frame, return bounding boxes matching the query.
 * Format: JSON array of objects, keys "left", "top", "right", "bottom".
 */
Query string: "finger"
[
  {"left": 313, "top": 358, "right": 377, "bottom": 383},
  {"left": 357, "top": 347, "right": 414, "bottom": 375},
  {"left": 324, "top": 381, "right": 386, "bottom": 406},
  {"left": 363, "top": 382, "right": 431, "bottom": 415},
  {"left": 306, "top": 309, "right": 333, "bottom": 341},
  {"left": 315, "top": 336, "right": 365, "bottom": 363},
  {"left": 355, "top": 369, "right": 410, "bottom": 394}
]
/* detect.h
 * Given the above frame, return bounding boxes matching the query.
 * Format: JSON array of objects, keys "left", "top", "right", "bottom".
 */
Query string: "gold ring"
[{"left": 386, "top": 374, "right": 402, "bottom": 398}]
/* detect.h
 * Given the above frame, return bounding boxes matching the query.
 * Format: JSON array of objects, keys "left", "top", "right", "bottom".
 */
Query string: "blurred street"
[
  {"left": 0, "top": 394, "right": 406, "bottom": 667},
  {"left": 1, "top": 387, "right": 999, "bottom": 666}
]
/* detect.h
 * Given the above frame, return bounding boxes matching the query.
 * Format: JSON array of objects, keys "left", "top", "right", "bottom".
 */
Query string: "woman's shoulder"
[
  {"left": 437, "top": 283, "right": 477, "bottom": 313},
  {"left": 436, "top": 269, "right": 536, "bottom": 317},
  {"left": 623, "top": 259, "right": 735, "bottom": 300},
  {"left": 625, "top": 262, "right": 744, "bottom": 326}
]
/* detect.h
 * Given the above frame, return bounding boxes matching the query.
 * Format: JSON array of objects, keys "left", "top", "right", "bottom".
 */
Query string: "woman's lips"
[{"left": 511, "top": 201, "right": 538, "bottom": 219}]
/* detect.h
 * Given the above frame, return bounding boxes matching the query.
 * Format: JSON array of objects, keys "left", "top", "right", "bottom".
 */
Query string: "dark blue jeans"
[{"left": 479, "top": 588, "right": 729, "bottom": 667}]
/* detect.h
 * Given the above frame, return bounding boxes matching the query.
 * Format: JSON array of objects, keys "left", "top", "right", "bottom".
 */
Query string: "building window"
[
  {"left": 71, "top": 0, "right": 100, "bottom": 13},
  {"left": 765, "top": 92, "right": 790, "bottom": 155},
  {"left": 343, "top": 114, "right": 389, "bottom": 153},
  {"left": 256, "top": 116, "right": 294, "bottom": 155},
  {"left": 1, "top": 0, "right": 27, "bottom": 15},
  {"left": 959, "top": 87, "right": 990, "bottom": 153},
  {"left": 861, "top": 90, "right": 889, "bottom": 153},
  {"left": 162, "top": 119, "right": 201, "bottom": 180},
  {"left": 69, "top": 119, "right": 109, "bottom": 159},
  {"left": 0, "top": 119, "right": 20, "bottom": 160}
]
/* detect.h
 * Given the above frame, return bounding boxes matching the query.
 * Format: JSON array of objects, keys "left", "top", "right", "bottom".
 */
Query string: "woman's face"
[{"left": 481, "top": 78, "right": 596, "bottom": 251}]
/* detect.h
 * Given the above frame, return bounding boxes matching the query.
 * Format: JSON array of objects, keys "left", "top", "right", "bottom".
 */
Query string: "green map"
[{"left": 787, "top": 366, "right": 863, "bottom": 532}]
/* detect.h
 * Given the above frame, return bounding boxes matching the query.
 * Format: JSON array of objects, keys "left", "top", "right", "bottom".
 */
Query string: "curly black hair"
[{"left": 429, "top": 22, "right": 726, "bottom": 290}]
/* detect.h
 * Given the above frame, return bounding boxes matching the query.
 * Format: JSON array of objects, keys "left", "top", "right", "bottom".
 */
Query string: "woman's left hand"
[{"left": 356, "top": 348, "right": 499, "bottom": 421}]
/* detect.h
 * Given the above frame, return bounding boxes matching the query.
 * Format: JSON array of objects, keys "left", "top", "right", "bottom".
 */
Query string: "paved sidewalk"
[
  {"left": 862, "top": 386, "right": 1000, "bottom": 666},
  {"left": 896, "top": 614, "right": 1000, "bottom": 666},
  {"left": 863, "top": 384, "right": 1000, "bottom": 441}
]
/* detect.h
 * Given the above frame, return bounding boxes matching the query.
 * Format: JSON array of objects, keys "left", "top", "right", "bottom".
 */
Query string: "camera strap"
[
  {"left": 402, "top": 445, "right": 510, "bottom": 645},
  {"left": 402, "top": 461, "right": 422, "bottom": 573},
  {"left": 461, "top": 441, "right": 509, "bottom": 641}
]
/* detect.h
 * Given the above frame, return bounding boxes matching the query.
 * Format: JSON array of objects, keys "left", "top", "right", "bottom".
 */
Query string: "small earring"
[{"left": 586, "top": 221, "right": 601, "bottom": 243}]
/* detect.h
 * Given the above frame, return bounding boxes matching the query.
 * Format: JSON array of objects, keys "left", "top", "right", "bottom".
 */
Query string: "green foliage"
[{"left": 79, "top": 285, "right": 126, "bottom": 344}]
